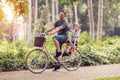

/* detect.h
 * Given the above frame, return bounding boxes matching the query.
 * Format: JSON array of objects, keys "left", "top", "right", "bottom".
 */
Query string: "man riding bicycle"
[{"left": 43, "top": 11, "right": 68, "bottom": 71}]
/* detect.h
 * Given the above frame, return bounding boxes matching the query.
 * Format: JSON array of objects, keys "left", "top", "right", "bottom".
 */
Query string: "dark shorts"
[
  {"left": 53, "top": 35, "right": 68, "bottom": 43},
  {"left": 53, "top": 35, "right": 68, "bottom": 49}
]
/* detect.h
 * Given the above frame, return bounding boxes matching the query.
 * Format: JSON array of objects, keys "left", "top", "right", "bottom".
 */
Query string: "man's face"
[{"left": 59, "top": 12, "right": 65, "bottom": 19}]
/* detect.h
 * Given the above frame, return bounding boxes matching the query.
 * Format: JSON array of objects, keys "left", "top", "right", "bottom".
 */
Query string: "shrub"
[
  {"left": 0, "top": 40, "right": 29, "bottom": 71},
  {"left": 79, "top": 33, "right": 120, "bottom": 66},
  {"left": 0, "top": 32, "right": 120, "bottom": 71}
]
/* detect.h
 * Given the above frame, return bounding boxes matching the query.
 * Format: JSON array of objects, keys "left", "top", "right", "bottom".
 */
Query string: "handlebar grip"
[{"left": 40, "top": 33, "right": 48, "bottom": 37}]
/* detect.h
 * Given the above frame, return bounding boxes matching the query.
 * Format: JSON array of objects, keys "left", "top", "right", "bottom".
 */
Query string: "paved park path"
[{"left": 0, "top": 64, "right": 120, "bottom": 80}]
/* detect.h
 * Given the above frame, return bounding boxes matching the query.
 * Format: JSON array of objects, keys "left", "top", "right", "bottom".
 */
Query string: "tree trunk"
[
  {"left": 97, "top": 0, "right": 103, "bottom": 40},
  {"left": 70, "top": 3, "right": 73, "bottom": 27},
  {"left": 35, "top": 0, "right": 38, "bottom": 22},
  {"left": 74, "top": 2, "right": 79, "bottom": 24},
  {"left": 55, "top": 0, "right": 59, "bottom": 20},
  {"left": 45, "top": 0, "right": 50, "bottom": 23},
  {"left": 87, "top": 0, "right": 95, "bottom": 38},
  {"left": 52, "top": 0, "right": 55, "bottom": 22},
  {"left": 27, "top": 0, "right": 32, "bottom": 47}
]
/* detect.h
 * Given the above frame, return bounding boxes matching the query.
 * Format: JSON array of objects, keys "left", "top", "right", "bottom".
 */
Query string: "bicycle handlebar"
[{"left": 40, "top": 33, "right": 49, "bottom": 37}]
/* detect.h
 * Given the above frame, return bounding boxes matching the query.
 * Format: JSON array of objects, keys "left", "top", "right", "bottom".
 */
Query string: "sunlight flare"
[
  {"left": 2, "top": 0, "right": 14, "bottom": 21},
  {"left": 3, "top": 6, "right": 13, "bottom": 21}
]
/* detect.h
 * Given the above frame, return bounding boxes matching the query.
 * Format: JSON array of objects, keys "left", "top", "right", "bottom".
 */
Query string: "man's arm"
[
  {"left": 44, "top": 26, "right": 55, "bottom": 34},
  {"left": 48, "top": 26, "right": 63, "bottom": 35}
]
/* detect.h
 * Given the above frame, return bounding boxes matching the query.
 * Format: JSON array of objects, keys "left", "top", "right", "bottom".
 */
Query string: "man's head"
[{"left": 59, "top": 11, "right": 66, "bottom": 20}]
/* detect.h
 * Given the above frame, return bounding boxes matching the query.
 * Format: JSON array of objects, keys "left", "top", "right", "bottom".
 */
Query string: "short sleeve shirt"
[
  {"left": 54, "top": 20, "right": 68, "bottom": 35},
  {"left": 71, "top": 30, "right": 80, "bottom": 37},
  {"left": 71, "top": 30, "right": 80, "bottom": 42}
]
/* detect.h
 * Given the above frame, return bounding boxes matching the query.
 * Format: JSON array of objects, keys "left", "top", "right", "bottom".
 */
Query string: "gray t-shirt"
[{"left": 54, "top": 20, "right": 68, "bottom": 35}]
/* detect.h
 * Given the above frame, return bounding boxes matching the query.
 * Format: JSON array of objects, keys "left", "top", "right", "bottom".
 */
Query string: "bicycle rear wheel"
[
  {"left": 26, "top": 49, "right": 48, "bottom": 74},
  {"left": 62, "top": 49, "right": 82, "bottom": 71}
]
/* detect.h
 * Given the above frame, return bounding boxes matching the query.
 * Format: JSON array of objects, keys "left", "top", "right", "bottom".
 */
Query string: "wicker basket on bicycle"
[{"left": 34, "top": 36, "right": 45, "bottom": 47}]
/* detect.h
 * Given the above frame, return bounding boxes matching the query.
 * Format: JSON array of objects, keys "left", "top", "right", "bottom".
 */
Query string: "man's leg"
[
  {"left": 53, "top": 35, "right": 67, "bottom": 58},
  {"left": 53, "top": 38, "right": 62, "bottom": 58},
  {"left": 53, "top": 38, "right": 61, "bottom": 52},
  {"left": 52, "top": 38, "right": 61, "bottom": 71},
  {"left": 52, "top": 35, "right": 67, "bottom": 71}
]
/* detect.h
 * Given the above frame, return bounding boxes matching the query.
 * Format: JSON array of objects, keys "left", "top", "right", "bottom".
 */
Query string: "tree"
[
  {"left": 97, "top": 0, "right": 103, "bottom": 40},
  {"left": 27, "top": 0, "right": 32, "bottom": 47},
  {"left": 73, "top": 1, "right": 79, "bottom": 24},
  {"left": 55, "top": 0, "right": 59, "bottom": 20},
  {"left": 33, "top": 5, "right": 50, "bottom": 33},
  {"left": 69, "top": 3, "right": 74, "bottom": 26},
  {"left": 52, "top": 0, "right": 55, "bottom": 22},
  {"left": 60, "top": 0, "right": 80, "bottom": 26},
  {"left": 45, "top": 0, "right": 50, "bottom": 23},
  {"left": 87, "top": 0, "right": 95, "bottom": 38},
  {"left": 35, "top": 0, "right": 38, "bottom": 22},
  {"left": 102, "top": 0, "right": 120, "bottom": 36},
  {"left": 6, "top": 0, "right": 28, "bottom": 17},
  {"left": 0, "top": 0, "right": 28, "bottom": 19},
  {"left": 0, "top": 0, "right": 29, "bottom": 41}
]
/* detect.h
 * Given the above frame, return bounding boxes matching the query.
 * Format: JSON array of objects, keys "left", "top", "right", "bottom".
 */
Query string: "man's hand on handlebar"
[
  {"left": 41, "top": 32, "right": 50, "bottom": 37},
  {"left": 42, "top": 32, "right": 52, "bottom": 36}
]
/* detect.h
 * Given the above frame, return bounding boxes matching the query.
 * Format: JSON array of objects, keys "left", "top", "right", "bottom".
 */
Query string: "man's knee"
[
  {"left": 53, "top": 37, "right": 60, "bottom": 44},
  {"left": 52, "top": 37, "right": 57, "bottom": 42}
]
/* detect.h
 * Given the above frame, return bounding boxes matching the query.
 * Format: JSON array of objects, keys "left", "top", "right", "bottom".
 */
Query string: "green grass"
[{"left": 93, "top": 77, "right": 120, "bottom": 80}]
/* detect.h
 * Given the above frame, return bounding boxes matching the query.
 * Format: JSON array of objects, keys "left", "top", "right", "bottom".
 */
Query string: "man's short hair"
[{"left": 61, "top": 11, "right": 66, "bottom": 16}]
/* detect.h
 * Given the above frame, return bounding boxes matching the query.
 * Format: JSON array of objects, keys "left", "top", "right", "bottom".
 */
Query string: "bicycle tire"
[
  {"left": 62, "top": 49, "right": 82, "bottom": 71},
  {"left": 26, "top": 49, "right": 49, "bottom": 74}
]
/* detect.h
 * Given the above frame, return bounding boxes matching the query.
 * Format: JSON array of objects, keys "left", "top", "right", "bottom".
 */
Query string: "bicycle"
[{"left": 26, "top": 34, "right": 82, "bottom": 74}]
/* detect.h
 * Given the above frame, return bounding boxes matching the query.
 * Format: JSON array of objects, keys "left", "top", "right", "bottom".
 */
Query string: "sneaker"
[
  {"left": 53, "top": 65, "right": 60, "bottom": 71},
  {"left": 53, "top": 62, "right": 60, "bottom": 71},
  {"left": 62, "top": 51, "right": 71, "bottom": 56},
  {"left": 54, "top": 52, "right": 62, "bottom": 58}
]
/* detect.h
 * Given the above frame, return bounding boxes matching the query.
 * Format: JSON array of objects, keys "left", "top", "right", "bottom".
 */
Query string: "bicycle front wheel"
[
  {"left": 26, "top": 49, "right": 48, "bottom": 74},
  {"left": 62, "top": 49, "right": 82, "bottom": 71}
]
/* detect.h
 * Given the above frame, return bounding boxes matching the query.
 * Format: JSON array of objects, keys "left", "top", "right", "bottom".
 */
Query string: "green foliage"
[
  {"left": 60, "top": 0, "right": 71, "bottom": 3},
  {"left": 79, "top": 32, "right": 120, "bottom": 66},
  {"left": 46, "top": 35, "right": 56, "bottom": 54},
  {"left": 0, "top": 52, "right": 19, "bottom": 71},
  {"left": 6, "top": 0, "right": 28, "bottom": 17},
  {"left": 0, "top": 32, "right": 120, "bottom": 71},
  {"left": 0, "top": 40, "right": 29, "bottom": 71},
  {"left": 94, "top": 77, "right": 120, "bottom": 80},
  {"left": 60, "top": 0, "right": 81, "bottom": 4},
  {"left": 79, "top": 31, "right": 95, "bottom": 45},
  {"left": 33, "top": 5, "right": 51, "bottom": 33},
  {"left": 81, "top": 47, "right": 108, "bottom": 66}
]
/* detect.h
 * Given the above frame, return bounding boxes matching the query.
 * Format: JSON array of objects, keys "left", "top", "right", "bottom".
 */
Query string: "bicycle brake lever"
[{"left": 41, "top": 34, "right": 45, "bottom": 37}]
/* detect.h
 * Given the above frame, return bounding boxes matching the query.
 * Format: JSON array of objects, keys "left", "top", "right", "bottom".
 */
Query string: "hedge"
[{"left": 0, "top": 32, "right": 120, "bottom": 71}]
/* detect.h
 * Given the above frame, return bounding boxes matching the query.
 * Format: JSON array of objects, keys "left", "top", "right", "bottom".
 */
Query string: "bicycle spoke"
[
  {"left": 62, "top": 49, "right": 82, "bottom": 71},
  {"left": 26, "top": 49, "right": 48, "bottom": 74}
]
